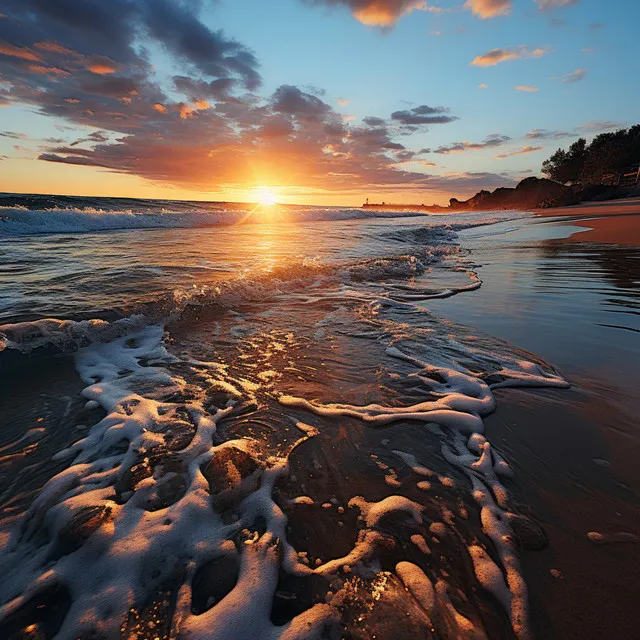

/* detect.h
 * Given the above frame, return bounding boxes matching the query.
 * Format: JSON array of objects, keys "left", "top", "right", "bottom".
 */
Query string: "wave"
[
  {"left": 0, "top": 205, "right": 433, "bottom": 235},
  {"left": 0, "top": 227, "right": 473, "bottom": 355}
]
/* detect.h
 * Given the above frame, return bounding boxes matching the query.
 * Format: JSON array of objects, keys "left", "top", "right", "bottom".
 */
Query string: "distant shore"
[{"left": 364, "top": 177, "right": 640, "bottom": 216}]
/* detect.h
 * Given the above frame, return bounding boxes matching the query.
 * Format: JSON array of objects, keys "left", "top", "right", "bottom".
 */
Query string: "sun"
[{"left": 255, "top": 186, "right": 278, "bottom": 207}]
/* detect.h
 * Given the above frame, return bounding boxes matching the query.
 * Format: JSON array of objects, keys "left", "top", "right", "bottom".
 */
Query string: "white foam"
[
  {"left": 276, "top": 337, "right": 565, "bottom": 640},
  {"left": 0, "top": 325, "right": 337, "bottom": 639},
  {"left": 0, "top": 205, "right": 527, "bottom": 236}
]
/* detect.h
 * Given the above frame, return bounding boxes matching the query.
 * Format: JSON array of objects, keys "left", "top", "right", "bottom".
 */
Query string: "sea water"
[{"left": 0, "top": 198, "right": 568, "bottom": 639}]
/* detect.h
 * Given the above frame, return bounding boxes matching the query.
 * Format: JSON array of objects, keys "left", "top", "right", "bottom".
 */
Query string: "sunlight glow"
[{"left": 255, "top": 186, "right": 278, "bottom": 207}]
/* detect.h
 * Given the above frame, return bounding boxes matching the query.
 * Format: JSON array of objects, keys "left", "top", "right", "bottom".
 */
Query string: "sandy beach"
[{"left": 536, "top": 197, "right": 640, "bottom": 245}]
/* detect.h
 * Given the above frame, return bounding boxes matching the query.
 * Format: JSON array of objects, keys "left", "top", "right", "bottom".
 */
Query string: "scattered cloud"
[
  {"left": 471, "top": 46, "right": 551, "bottom": 67},
  {"left": 390, "top": 104, "right": 457, "bottom": 125},
  {"left": 86, "top": 62, "right": 119, "bottom": 75},
  {"left": 0, "top": 131, "right": 28, "bottom": 140},
  {"left": 433, "top": 134, "right": 511, "bottom": 154},
  {"left": 515, "top": 85, "right": 539, "bottom": 92},
  {"left": 304, "top": 0, "right": 429, "bottom": 26},
  {"left": 0, "top": 41, "right": 41, "bottom": 62},
  {"left": 575, "top": 121, "right": 624, "bottom": 133},
  {"left": 337, "top": 98, "right": 351, "bottom": 105},
  {"left": 535, "top": 0, "right": 579, "bottom": 10},
  {"left": 525, "top": 128, "right": 574, "bottom": 139},
  {"left": 561, "top": 68, "right": 586, "bottom": 83},
  {"left": 478, "top": 83, "right": 488, "bottom": 89},
  {"left": 465, "top": 0, "right": 512, "bottom": 19},
  {"left": 495, "top": 145, "right": 543, "bottom": 158}
]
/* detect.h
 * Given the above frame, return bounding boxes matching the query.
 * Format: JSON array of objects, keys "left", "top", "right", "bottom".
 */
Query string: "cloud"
[
  {"left": 465, "top": 0, "right": 511, "bottom": 19},
  {"left": 0, "top": 0, "right": 506, "bottom": 200},
  {"left": 0, "top": 131, "right": 28, "bottom": 139},
  {"left": 304, "top": 0, "right": 428, "bottom": 26},
  {"left": 515, "top": 85, "right": 539, "bottom": 92},
  {"left": 390, "top": 105, "right": 457, "bottom": 125},
  {"left": 86, "top": 61, "right": 119, "bottom": 75},
  {"left": 478, "top": 83, "right": 488, "bottom": 89},
  {"left": 535, "top": 0, "right": 579, "bottom": 9},
  {"left": 575, "top": 121, "right": 623, "bottom": 133},
  {"left": 495, "top": 145, "right": 543, "bottom": 158},
  {"left": 0, "top": 41, "right": 41, "bottom": 61},
  {"left": 272, "top": 84, "right": 332, "bottom": 121},
  {"left": 28, "top": 64, "right": 70, "bottom": 77},
  {"left": 561, "top": 68, "right": 586, "bottom": 83},
  {"left": 471, "top": 46, "right": 551, "bottom": 67},
  {"left": 433, "top": 134, "right": 511, "bottom": 154},
  {"left": 0, "top": 0, "right": 262, "bottom": 91},
  {"left": 525, "top": 128, "right": 574, "bottom": 139},
  {"left": 337, "top": 98, "right": 351, "bottom": 106}
]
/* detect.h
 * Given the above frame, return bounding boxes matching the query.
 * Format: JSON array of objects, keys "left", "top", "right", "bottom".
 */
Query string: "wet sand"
[
  {"left": 428, "top": 214, "right": 640, "bottom": 640},
  {"left": 537, "top": 197, "right": 640, "bottom": 246}
]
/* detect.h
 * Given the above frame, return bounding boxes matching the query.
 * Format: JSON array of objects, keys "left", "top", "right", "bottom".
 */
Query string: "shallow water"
[{"left": 0, "top": 210, "right": 587, "bottom": 639}]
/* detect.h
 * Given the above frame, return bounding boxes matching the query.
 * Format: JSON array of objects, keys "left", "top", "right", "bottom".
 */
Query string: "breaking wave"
[{"left": 0, "top": 205, "right": 432, "bottom": 236}]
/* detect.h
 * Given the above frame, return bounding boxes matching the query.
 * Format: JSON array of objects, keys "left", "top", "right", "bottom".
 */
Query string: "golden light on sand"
[{"left": 254, "top": 186, "right": 278, "bottom": 207}]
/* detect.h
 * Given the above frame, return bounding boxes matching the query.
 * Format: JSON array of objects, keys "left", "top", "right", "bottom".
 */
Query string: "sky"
[{"left": 0, "top": 0, "right": 637, "bottom": 206}]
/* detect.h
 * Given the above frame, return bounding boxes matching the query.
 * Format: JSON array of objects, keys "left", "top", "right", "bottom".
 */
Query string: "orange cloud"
[
  {"left": 178, "top": 103, "right": 197, "bottom": 119},
  {"left": 471, "top": 46, "right": 550, "bottom": 67},
  {"left": 478, "top": 83, "right": 488, "bottom": 89},
  {"left": 337, "top": 98, "right": 351, "bottom": 106},
  {"left": 495, "top": 145, "right": 543, "bottom": 158},
  {"left": 193, "top": 99, "right": 212, "bottom": 110},
  {"left": 28, "top": 64, "right": 70, "bottom": 77},
  {"left": 465, "top": 0, "right": 511, "bottom": 19},
  {"left": 152, "top": 103, "right": 168, "bottom": 114},
  {"left": 330, "top": 0, "right": 427, "bottom": 26},
  {"left": 0, "top": 41, "right": 41, "bottom": 62},
  {"left": 515, "top": 85, "right": 539, "bottom": 92},
  {"left": 33, "top": 41, "right": 76, "bottom": 56},
  {"left": 86, "top": 62, "right": 118, "bottom": 75}
]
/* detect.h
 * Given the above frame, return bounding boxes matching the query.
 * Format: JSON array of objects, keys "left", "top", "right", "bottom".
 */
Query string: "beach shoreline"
[
  {"left": 427, "top": 213, "right": 640, "bottom": 639},
  {"left": 532, "top": 197, "right": 640, "bottom": 246}
]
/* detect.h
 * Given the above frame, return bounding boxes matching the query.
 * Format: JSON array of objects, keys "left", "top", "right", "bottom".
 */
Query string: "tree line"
[{"left": 541, "top": 125, "right": 640, "bottom": 185}]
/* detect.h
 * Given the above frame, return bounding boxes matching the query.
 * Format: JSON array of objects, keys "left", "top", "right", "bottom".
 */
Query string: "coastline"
[{"left": 534, "top": 197, "right": 640, "bottom": 246}]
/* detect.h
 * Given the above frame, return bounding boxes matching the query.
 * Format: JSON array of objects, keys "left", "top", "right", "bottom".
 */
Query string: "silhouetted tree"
[
  {"left": 541, "top": 138, "right": 587, "bottom": 184},
  {"left": 542, "top": 125, "right": 640, "bottom": 185}
]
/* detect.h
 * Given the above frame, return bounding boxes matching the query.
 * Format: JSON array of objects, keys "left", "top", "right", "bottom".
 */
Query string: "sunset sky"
[{"left": 0, "top": 0, "right": 637, "bottom": 206}]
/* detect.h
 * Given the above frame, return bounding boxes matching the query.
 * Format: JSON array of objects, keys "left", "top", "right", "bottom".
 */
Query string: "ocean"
[{"left": 0, "top": 194, "right": 626, "bottom": 639}]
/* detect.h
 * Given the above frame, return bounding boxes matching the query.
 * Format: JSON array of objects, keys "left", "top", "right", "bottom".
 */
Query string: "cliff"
[{"left": 448, "top": 177, "right": 579, "bottom": 212}]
